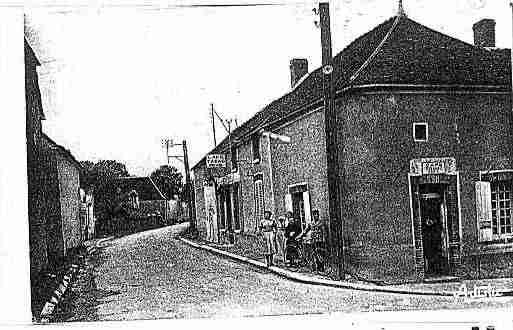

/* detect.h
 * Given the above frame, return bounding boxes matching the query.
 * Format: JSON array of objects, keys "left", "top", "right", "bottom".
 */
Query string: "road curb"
[
  {"left": 39, "top": 264, "right": 79, "bottom": 323},
  {"left": 179, "top": 237, "right": 490, "bottom": 297},
  {"left": 38, "top": 237, "right": 111, "bottom": 324}
]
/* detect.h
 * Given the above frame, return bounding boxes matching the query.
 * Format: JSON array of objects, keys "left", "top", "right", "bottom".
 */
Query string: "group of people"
[{"left": 258, "top": 209, "right": 326, "bottom": 272}]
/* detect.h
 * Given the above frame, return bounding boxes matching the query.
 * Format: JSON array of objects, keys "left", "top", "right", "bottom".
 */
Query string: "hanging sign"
[
  {"left": 216, "top": 172, "right": 240, "bottom": 186},
  {"left": 207, "top": 154, "right": 226, "bottom": 168},
  {"left": 410, "top": 157, "right": 456, "bottom": 175}
]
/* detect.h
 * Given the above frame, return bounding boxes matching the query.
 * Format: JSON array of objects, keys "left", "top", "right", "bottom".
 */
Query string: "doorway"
[{"left": 419, "top": 183, "right": 449, "bottom": 277}]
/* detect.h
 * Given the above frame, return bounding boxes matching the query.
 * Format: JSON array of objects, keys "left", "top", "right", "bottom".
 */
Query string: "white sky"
[{"left": 24, "top": 0, "right": 513, "bottom": 176}]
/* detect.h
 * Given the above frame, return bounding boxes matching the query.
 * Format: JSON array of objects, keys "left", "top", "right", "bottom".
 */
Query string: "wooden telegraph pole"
[
  {"left": 319, "top": 2, "right": 345, "bottom": 279},
  {"left": 162, "top": 138, "right": 197, "bottom": 235},
  {"left": 211, "top": 103, "right": 217, "bottom": 147},
  {"left": 183, "top": 140, "right": 197, "bottom": 234}
]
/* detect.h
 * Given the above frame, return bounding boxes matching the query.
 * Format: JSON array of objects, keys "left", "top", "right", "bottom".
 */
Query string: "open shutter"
[
  {"left": 303, "top": 191, "right": 311, "bottom": 224},
  {"left": 476, "top": 181, "right": 493, "bottom": 242},
  {"left": 285, "top": 194, "right": 293, "bottom": 212}
]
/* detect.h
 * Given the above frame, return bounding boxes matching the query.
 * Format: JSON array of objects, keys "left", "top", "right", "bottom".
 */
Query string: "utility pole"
[
  {"left": 162, "top": 138, "right": 172, "bottom": 165},
  {"left": 183, "top": 140, "right": 197, "bottom": 234},
  {"left": 211, "top": 103, "right": 217, "bottom": 147},
  {"left": 319, "top": 2, "right": 345, "bottom": 280},
  {"left": 162, "top": 138, "right": 197, "bottom": 235},
  {"left": 226, "top": 118, "right": 235, "bottom": 245}
]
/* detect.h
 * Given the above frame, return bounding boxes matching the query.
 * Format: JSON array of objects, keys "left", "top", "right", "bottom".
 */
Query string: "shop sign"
[
  {"left": 216, "top": 172, "right": 240, "bottom": 186},
  {"left": 207, "top": 154, "right": 226, "bottom": 168},
  {"left": 410, "top": 157, "right": 456, "bottom": 175}
]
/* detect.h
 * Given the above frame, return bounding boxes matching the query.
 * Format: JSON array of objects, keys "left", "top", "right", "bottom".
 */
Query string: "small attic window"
[{"left": 413, "top": 123, "right": 428, "bottom": 142}]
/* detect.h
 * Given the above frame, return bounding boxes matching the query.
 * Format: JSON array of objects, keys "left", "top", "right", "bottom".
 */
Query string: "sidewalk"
[{"left": 179, "top": 237, "right": 513, "bottom": 297}]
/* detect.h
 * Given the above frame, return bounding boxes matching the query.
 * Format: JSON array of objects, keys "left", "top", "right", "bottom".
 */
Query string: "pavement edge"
[
  {"left": 38, "top": 236, "right": 115, "bottom": 323},
  {"left": 179, "top": 237, "right": 460, "bottom": 297}
]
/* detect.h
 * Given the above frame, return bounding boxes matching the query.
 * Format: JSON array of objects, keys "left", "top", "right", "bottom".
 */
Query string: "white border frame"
[{"left": 413, "top": 122, "right": 428, "bottom": 142}]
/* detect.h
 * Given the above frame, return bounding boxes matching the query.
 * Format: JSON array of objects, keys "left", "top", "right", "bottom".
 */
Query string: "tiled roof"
[
  {"left": 193, "top": 15, "right": 511, "bottom": 169},
  {"left": 112, "top": 177, "right": 167, "bottom": 201}
]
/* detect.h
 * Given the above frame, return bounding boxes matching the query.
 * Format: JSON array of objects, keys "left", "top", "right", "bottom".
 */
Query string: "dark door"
[
  {"left": 419, "top": 184, "right": 448, "bottom": 276},
  {"left": 291, "top": 192, "right": 305, "bottom": 228}
]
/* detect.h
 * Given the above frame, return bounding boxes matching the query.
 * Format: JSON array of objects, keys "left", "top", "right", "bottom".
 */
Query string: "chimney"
[
  {"left": 473, "top": 18, "right": 496, "bottom": 48},
  {"left": 290, "top": 58, "right": 308, "bottom": 88}
]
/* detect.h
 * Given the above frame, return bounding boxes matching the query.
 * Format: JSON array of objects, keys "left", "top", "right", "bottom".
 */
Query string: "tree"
[
  {"left": 79, "top": 160, "right": 130, "bottom": 221},
  {"left": 150, "top": 165, "right": 183, "bottom": 200}
]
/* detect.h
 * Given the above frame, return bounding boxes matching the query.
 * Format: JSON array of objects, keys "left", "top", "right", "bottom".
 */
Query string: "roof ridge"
[{"left": 346, "top": 15, "right": 402, "bottom": 85}]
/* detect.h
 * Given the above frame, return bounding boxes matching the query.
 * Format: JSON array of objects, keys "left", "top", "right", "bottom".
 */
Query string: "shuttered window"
[
  {"left": 491, "top": 181, "right": 513, "bottom": 237},
  {"left": 476, "top": 181, "right": 492, "bottom": 242},
  {"left": 253, "top": 174, "right": 264, "bottom": 231},
  {"left": 476, "top": 173, "right": 513, "bottom": 241}
]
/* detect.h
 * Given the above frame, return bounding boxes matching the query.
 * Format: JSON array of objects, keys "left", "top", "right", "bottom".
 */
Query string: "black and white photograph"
[{"left": 4, "top": 0, "right": 513, "bottom": 328}]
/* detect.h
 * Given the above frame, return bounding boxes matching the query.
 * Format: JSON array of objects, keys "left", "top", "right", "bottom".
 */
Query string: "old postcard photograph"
[{"left": 3, "top": 0, "right": 513, "bottom": 328}]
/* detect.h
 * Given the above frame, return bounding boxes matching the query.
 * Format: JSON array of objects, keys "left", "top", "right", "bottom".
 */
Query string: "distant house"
[
  {"left": 99, "top": 176, "right": 171, "bottom": 236},
  {"left": 113, "top": 176, "right": 170, "bottom": 219},
  {"left": 41, "top": 134, "right": 83, "bottom": 266},
  {"left": 25, "top": 39, "right": 48, "bottom": 279}
]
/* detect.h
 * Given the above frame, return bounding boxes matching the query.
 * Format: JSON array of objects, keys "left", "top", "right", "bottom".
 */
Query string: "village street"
[{"left": 52, "top": 224, "right": 513, "bottom": 322}]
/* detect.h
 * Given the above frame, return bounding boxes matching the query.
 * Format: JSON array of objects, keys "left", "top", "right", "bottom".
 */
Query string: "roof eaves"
[{"left": 42, "top": 133, "right": 82, "bottom": 170}]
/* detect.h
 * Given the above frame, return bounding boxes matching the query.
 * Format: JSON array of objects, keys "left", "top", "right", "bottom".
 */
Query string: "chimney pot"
[
  {"left": 473, "top": 18, "right": 496, "bottom": 48},
  {"left": 290, "top": 58, "right": 308, "bottom": 89}
]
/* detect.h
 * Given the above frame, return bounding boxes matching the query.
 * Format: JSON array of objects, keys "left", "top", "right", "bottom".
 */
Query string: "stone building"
[
  {"left": 25, "top": 39, "right": 48, "bottom": 279},
  {"left": 193, "top": 11, "right": 513, "bottom": 283},
  {"left": 41, "top": 134, "right": 83, "bottom": 267}
]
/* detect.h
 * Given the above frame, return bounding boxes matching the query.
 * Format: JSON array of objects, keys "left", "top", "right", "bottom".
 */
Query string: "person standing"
[
  {"left": 258, "top": 211, "right": 277, "bottom": 266},
  {"left": 275, "top": 216, "right": 288, "bottom": 262},
  {"left": 285, "top": 215, "right": 302, "bottom": 267}
]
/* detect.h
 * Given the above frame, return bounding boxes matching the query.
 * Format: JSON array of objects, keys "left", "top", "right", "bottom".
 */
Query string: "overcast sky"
[{"left": 24, "top": 0, "right": 513, "bottom": 176}]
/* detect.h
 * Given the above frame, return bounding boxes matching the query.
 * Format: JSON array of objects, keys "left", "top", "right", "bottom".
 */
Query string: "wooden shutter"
[
  {"left": 285, "top": 194, "right": 293, "bottom": 212},
  {"left": 303, "top": 191, "right": 311, "bottom": 224},
  {"left": 475, "top": 181, "right": 493, "bottom": 242}
]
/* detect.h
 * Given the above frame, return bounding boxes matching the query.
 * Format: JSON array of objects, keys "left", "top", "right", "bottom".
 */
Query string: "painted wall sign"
[
  {"left": 206, "top": 154, "right": 226, "bottom": 168},
  {"left": 216, "top": 172, "right": 240, "bottom": 186},
  {"left": 410, "top": 157, "right": 457, "bottom": 175}
]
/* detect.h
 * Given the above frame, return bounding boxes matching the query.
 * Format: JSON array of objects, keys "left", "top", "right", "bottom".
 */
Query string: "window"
[
  {"left": 252, "top": 134, "right": 261, "bottom": 162},
  {"left": 413, "top": 123, "right": 428, "bottom": 142},
  {"left": 231, "top": 146, "right": 237, "bottom": 171},
  {"left": 253, "top": 174, "right": 264, "bottom": 231},
  {"left": 478, "top": 171, "right": 513, "bottom": 241},
  {"left": 491, "top": 181, "right": 513, "bottom": 237}
]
